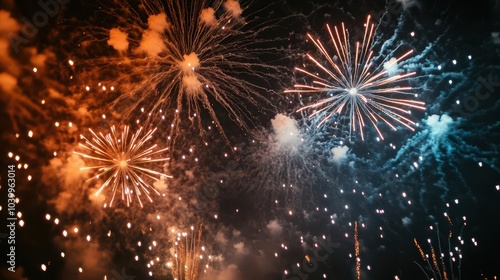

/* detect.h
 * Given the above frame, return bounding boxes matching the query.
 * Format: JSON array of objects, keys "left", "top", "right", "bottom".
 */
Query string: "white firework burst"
[{"left": 286, "top": 15, "right": 425, "bottom": 141}]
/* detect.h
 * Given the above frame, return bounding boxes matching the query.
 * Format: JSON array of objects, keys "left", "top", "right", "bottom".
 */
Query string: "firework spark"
[
  {"left": 74, "top": 125, "right": 171, "bottom": 207},
  {"left": 169, "top": 225, "right": 205, "bottom": 280},
  {"left": 286, "top": 15, "right": 425, "bottom": 141},
  {"left": 413, "top": 214, "right": 468, "bottom": 280},
  {"left": 354, "top": 221, "right": 360, "bottom": 280},
  {"left": 76, "top": 0, "right": 286, "bottom": 145}
]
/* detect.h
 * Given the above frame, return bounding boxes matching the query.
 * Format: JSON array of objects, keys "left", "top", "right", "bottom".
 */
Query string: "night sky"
[{"left": 1, "top": 0, "right": 499, "bottom": 280}]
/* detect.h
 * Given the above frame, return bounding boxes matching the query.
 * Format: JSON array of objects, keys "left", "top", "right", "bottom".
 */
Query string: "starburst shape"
[
  {"left": 74, "top": 125, "right": 171, "bottom": 207},
  {"left": 286, "top": 15, "right": 425, "bottom": 140},
  {"left": 76, "top": 0, "right": 286, "bottom": 146}
]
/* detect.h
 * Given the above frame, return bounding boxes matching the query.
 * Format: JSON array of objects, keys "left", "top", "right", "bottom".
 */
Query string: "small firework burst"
[{"left": 74, "top": 125, "right": 171, "bottom": 207}]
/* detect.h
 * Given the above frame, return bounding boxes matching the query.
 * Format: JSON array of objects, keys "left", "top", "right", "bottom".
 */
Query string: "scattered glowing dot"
[{"left": 41, "top": 264, "right": 47, "bottom": 271}]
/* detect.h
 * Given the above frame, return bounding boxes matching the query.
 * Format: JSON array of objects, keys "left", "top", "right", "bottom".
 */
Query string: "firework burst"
[
  {"left": 76, "top": 0, "right": 286, "bottom": 145},
  {"left": 74, "top": 125, "right": 171, "bottom": 207},
  {"left": 286, "top": 15, "right": 425, "bottom": 141}
]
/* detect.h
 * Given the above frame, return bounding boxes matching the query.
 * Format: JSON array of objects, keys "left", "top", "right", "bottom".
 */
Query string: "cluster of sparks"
[
  {"left": 286, "top": 15, "right": 425, "bottom": 140},
  {"left": 74, "top": 125, "right": 171, "bottom": 207},
  {"left": 413, "top": 214, "right": 467, "bottom": 280},
  {"left": 169, "top": 225, "right": 205, "bottom": 280}
]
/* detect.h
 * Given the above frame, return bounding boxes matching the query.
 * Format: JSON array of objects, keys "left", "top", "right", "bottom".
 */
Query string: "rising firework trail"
[
  {"left": 169, "top": 225, "right": 205, "bottom": 280},
  {"left": 74, "top": 125, "right": 172, "bottom": 207},
  {"left": 286, "top": 15, "right": 425, "bottom": 141}
]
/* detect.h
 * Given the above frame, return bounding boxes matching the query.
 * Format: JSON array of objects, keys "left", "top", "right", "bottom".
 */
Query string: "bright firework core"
[
  {"left": 180, "top": 52, "right": 200, "bottom": 74},
  {"left": 118, "top": 159, "right": 127, "bottom": 168},
  {"left": 348, "top": 88, "right": 358, "bottom": 95},
  {"left": 180, "top": 52, "right": 202, "bottom": 95}
]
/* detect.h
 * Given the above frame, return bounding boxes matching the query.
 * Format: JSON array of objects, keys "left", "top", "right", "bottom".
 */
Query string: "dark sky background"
[{"left": 1, "top": 0, "right": 499, "bottom": 280}]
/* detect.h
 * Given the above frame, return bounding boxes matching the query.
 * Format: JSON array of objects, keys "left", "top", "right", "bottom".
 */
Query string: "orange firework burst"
[{"left": 74, "top": 125, "right": 172, "bottom": 207}]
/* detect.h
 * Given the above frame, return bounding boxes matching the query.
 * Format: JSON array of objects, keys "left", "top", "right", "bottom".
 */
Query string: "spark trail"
[
  {"left": 167, "top": 225, "right": 206, "bottom": 280},
  {"left": 286, "top": 15, "right": 425, "bottom": 141}
]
